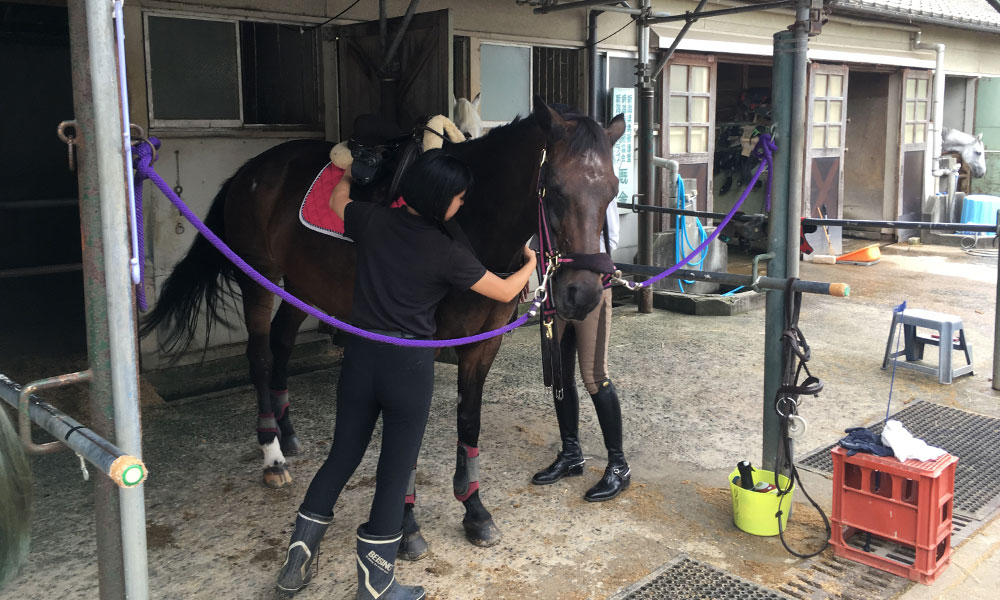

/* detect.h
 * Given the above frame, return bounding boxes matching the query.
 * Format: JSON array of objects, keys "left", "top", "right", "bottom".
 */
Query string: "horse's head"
[
  {"left": 943, "top": 128, "right": 987, "bottom": 178},
  {"left": 963, "top": 133, "right": 987, "bottom": 179},
  {"left": 454, "top": 93, "right": 483, "bottom": 140},
  {"left": 534, "top": 97, "right": 625, "bottom": 321}
]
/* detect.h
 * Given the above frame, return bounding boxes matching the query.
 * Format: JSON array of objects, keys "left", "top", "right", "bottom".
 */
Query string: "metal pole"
[
  {"left": 786, "top": 16, "right": 809, "bottom": 278},
  {"left": 615, "top": 263, "right": 849, "bottom": 297},
  {"left": 66, "top": 2, "right": 126, "bottom": 598},
  {"left": 993, "top": 209, "right": 1000, "bottom": 391},
  {"left": 636, "top": 0, "right": 654, "bottom": 313},
  {"left": 587, "top": 9, "right": 602, "bottom": 121},
  {"left": 761, "top": 30, "right": 795, "bottom": 473},
  {"left": 650, "top": 0, "right": 708, "bottom": 80},
  {"left": 82, "top": 0, "right": 149, "bottom": 598},
  {"left": 645, "top": 0, "right": 794, "bottom": 24}
]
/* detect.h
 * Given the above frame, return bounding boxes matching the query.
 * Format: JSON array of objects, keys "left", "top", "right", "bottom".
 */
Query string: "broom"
[{"left": 808, "top": 205, "right": 837, "bottom": 264}]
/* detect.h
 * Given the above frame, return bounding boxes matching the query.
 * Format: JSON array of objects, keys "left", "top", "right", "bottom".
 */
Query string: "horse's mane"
[{"left": 465, "top": 110, "right": 611, "bottom": 156}]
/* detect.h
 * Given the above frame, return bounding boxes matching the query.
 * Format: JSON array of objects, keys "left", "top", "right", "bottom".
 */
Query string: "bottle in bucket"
[{"left": 737, "top": 460, "right": 755, "bottom": 490}]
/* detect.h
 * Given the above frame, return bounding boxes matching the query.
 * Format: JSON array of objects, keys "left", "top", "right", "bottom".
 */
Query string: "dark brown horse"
[{"left": 141, "top": 97, "right": 624, "bottom": 551}]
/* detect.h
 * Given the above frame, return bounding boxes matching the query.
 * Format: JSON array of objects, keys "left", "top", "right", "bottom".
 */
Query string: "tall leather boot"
[
  {"left": 276, "top": 507, "right": 333, "bottom": 594},
  {"left": 355, "top": 524, "right": 425, "bottom": 600},
  {"left": 531, "top": 382, "right": 585, "bottom": 485},
  {"left": 584, "top": 379, "right": 631, "bottom": 502}
]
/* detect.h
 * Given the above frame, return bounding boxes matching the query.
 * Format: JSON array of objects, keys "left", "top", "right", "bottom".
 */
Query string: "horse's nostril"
[{"left": 565, "top": 283, "right": 579, "bottom": 305}]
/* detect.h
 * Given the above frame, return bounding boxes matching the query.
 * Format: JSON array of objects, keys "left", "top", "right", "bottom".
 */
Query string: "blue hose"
[{"left": 674, "top": 175, "right": 708, "bottom": 293}]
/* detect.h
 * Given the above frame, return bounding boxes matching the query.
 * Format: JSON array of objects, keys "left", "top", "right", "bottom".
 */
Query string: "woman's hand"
[{"left": 523, "top": 245, "right": 537, "bottom": 268}]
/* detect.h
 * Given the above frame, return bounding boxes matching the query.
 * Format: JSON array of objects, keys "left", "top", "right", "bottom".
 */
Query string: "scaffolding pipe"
[
  {"left": 645, "top": 0, "right": 794, "bottom": 24},
  {"left": 588, "top": 9, "right": 602, "bottom": 120},
  {"left": 82, "top": 0, "right": 149, "bottom": 597},
  {"left": 635, "top": 0, "right": 654, "bottom": 313},
  {"left": 1, "top": 374, "right": 146, "bottom": 486},
  {"left": 650, "top": 0, "right": 708, "bottom": 79},
  {"left": 66, "top": 1, "right": 126, "bottom": 597},
  {"left": 615, "top": 263, "right": 849, "bottom": 297}
]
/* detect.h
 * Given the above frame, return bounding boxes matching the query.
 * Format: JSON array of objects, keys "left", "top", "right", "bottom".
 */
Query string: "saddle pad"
[{"left": 298, "top": 162, "right": 405, "bottom": 241}]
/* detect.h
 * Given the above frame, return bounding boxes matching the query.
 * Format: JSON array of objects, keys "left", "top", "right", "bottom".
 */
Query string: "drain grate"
[
  {"left": 776, "top": 554, "right": 911, "bottom": 600},
  {"left": 609, "top": 556, "right": 790, "bottom": 600},
  {"left": 797, "top": 401, "right": 1000, "bottom": 519}
]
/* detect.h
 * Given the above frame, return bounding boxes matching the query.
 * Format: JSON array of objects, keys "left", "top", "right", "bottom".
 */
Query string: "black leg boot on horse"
[
  {"left": 355, "top": 524, "right": 426, "bottom": 600},
  {"left": 398, "top": 466, "right": 429, "bottom": 561},
  {"left": 584, "top": 379, "right": 631, "bottom": 502},
  {"left": 276, "top": 507, "right": 333, "bottom": 595}
]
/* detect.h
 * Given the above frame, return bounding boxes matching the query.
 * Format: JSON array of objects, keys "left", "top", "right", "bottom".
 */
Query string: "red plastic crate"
[{"left": 829, "top": 445, "right": 958, "bottom": 585}]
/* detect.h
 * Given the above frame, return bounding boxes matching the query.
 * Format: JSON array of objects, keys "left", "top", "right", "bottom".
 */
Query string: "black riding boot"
[
  {"left": 585, "top": 379, "right": 631, "bottom": 502},
  {"left": 355, "top": 524, "right": 425, "bottom": 600},
  {"left": 531, "top": 382, "right": 585, "bottom": 485},
  {"left": 276, "top": 507, "right": 333, "bottom": 594}
]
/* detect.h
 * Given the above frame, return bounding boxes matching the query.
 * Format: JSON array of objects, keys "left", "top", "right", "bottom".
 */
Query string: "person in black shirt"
[{"left": 276, "top": 149, "right": 535, "bottom": 600}]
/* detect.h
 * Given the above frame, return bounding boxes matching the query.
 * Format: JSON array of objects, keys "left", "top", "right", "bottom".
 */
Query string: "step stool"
[
  {"left": 881, "top": 308, "right": 973, "bottom": 384},
  {"left": 829, "top": 446, "right": 958, "bottom": 585}
]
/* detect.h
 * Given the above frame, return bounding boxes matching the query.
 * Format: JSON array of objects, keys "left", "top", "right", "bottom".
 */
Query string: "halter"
[{"left": 532, "top": 148, "right": 616, "bottom": 338}]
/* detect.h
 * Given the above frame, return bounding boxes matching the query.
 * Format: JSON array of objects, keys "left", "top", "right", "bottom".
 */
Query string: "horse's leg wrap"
[
  {"left": 271, "top": 389, "right": 301, "bottom": 455},
  {"left": 257, "top": 412, "right": 279, "bottom": 446},
  {"left": 453, "top": 442, "right": 480, "bottom": 502},
  {"left": 405, "top": 465, "right": 417, "bottom": 505}
]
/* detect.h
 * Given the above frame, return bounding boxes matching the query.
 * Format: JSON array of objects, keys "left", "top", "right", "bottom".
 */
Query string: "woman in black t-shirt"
[{"left": 276, "top": 150, "right": 535, "bottom": 600}]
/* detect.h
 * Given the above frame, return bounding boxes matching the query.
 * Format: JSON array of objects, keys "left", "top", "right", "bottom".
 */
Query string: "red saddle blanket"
[{"left": 299, "top": 163, "right": 404, "bottom": 241}]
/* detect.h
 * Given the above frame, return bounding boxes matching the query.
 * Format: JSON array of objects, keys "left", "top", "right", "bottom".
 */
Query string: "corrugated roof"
[{"left": 835, "top": 0, "right": 1000, "bottom": 32}]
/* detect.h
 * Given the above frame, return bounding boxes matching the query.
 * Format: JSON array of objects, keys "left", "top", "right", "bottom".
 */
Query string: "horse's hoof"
[
  {"left": 280, "top": 435, "right": 302, "bottom": 456},
  {"left": 463, "top": 518, "right": 501, "bottom": 548},
  {"left": 398, "top": 529, "right": 430, "bottom": 561},
  {"left": 263, "top": 465, "right": 293, "bottom": 488}
]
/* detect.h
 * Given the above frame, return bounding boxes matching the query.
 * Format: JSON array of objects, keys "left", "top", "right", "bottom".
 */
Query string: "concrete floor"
[{"left": 3, "top": 241, "right": 1000, "bottom": 599}]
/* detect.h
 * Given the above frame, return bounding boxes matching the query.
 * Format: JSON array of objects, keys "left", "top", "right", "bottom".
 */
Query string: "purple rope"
[
  {"left": 635, "top": 134, "right": 776, "bottom": 289},
  {"left": 132, "top": 141, "right": 151, "bottom": 311},
  {"left": 133, "top": 146, "right": 541, "bottom": 348}
]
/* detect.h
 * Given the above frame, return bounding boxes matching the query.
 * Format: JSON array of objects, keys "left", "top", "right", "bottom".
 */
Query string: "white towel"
[{"left": 880, "top": 419, "right": 947, "bottom": 462}]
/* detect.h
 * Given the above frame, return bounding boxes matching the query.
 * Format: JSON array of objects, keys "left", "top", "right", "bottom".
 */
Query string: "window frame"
[
  {"left": 143, "top": 10, "right": 322, "bottom": 131},
  {"left": 810, "top": 70, "right": 847, "bottom": 151},
  {"left": 664, "top": 56, "right": 715, "bottom": 159},
  {"left": 902, "top": 73, "right": 931, "bottom": 149}
]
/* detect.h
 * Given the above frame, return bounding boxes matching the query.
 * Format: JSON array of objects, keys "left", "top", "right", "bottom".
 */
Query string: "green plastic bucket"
[{"left": 728, "top": 467, "right": 795, "bottom": 536}]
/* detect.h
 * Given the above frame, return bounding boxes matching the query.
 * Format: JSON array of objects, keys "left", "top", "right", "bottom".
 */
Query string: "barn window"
[
  {"left": 532, "top": 46, "right": 581, "bottom": 110},
  {"left": 479, "top": 42, "right": 583, "bottom": 126},
  {"left": 145, "top": 14, "right": 320, "bottom": 129},
  {"left": 811, "top": 73, "right": 846, "bottom": 149},
  {"left": 667, "top": 63, "right": 711, "bottom": 154}
]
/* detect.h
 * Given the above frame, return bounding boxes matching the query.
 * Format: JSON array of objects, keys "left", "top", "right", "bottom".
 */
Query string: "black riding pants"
[{"left": 301, "top": 336, "right": 434, "bottom": 536}]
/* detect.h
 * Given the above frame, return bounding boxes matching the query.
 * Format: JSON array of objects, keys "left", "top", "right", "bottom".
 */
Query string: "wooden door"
[
  {"left": 335, "top": 8, "right": 452, "bottom": 138},
  {"left": 896, "top": 69, "right": 932, "bottom": 240},
  {"left": 661, "top": 54, "right": 716, "bottom": 232},
  {"left": 805, "top": 63, "right": 849, "bottom": 220}
]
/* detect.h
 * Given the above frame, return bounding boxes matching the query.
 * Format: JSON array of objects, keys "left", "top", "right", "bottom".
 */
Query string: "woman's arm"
[
  {"left": 470, "top": 246, "right": 537, "bottom": 302},
  {"left": 329, "top": 172, "right": 353, "bottom": 221}
]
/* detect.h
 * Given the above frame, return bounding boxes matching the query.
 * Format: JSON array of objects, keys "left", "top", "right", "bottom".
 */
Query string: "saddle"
[{"left": 331, "top": 114, "right": 466, "bottom": 203}]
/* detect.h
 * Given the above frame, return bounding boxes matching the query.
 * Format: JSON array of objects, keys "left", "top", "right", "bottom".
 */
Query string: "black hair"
[{"left": 398, "top": 149, "right": 473, "bottom": 222}]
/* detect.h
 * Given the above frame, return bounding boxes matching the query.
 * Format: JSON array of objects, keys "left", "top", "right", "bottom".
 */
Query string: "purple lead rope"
[
  {"left": 130, "top": 135, "right": 774, "bottom": 348},
  {"left": 629, "top": 134, "right": 775, "bottom": 289}
]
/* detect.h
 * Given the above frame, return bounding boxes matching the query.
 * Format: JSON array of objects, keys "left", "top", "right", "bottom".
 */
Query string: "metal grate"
[
  {"left": 776, "top": 554, "right": 911, "bottom": 600},
  {"left": 610, "top": 556, "right": 790, "bottom": 600},
  {"left": 797, "top": 401, "right": 1000, "bottom": 519}
]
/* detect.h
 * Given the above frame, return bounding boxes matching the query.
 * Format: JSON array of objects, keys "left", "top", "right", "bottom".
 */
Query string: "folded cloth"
[
  {"left": 881, "top": 419, "right": 947, "bottom": 462},
  {"left": 838, "top": 427, "right": 894, "bottom": 457}
]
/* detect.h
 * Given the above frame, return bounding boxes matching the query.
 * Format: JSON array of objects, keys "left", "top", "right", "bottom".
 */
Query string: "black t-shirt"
[{"left": 344, "top": 202, "right": 487, "bottom": 337}]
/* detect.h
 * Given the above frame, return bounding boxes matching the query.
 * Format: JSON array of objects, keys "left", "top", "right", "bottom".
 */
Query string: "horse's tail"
[
  {"left": 0, "top": 402, "right": 32, "bottom": 590},
  {"left": 138, "top": 176, "right": 240, "bottom": 358}
]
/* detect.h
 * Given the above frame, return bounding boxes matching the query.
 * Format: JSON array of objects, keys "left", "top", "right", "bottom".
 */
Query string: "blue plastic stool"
[{"left": 882, "top": 309, "right": 973, "bottom": 384}]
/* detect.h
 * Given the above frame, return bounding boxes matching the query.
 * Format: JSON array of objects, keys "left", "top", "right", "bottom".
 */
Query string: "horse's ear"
[
  {"left": 533, "top": 95, "right": 565, "bottom": 135},
  {"left": 606, "top": 113, "right": 626, "bottom": 146},
  {"left": 472, "top": 92, "right": 481, "bottom": 109},
  {"left": 977, "top": 133, "right": 984, "bottom": 142}
]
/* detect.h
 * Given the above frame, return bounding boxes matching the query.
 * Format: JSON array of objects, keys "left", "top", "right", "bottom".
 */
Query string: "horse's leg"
[
  {"left": 241, "top": 281, "right": 292, "bottom": 488},
  {"left": 398, "top": 465, "right": 429, "bottom": 561},
  {"left": 268, "top": 299, "right": 308, "bottom": 456},
  {"left": 454, "top": 335, "right": 505, "bottom": 547}
]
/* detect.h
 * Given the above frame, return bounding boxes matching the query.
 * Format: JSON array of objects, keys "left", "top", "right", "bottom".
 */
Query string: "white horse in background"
[
  {"left": 942, "top": 128, "right": 987, "bottom": 178},
  {"left": 454, "top": 93, "right": 482, "bottom": 140}
]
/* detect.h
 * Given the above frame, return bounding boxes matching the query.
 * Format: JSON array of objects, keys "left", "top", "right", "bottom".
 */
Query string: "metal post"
[
  {"left": 66, "top": 2, "right": 125, "bottom": 598},
  {"left": 82, "top": 0, "right": 149, "bottom": 598},
  {"left": 994, "top": 209, "right": 1000, "bottom": 391},
  {"left": 786, "top": 19, "right": 809, "bottom": 278},
  {"left": 587, "top": 9, "right": 602, "bottom": 121},
  {"left": 636, "top": 0, "right": 654, "bottom": 312},
  {"left": 761, "top": 30, "right": 795, "bottom": 473}
]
